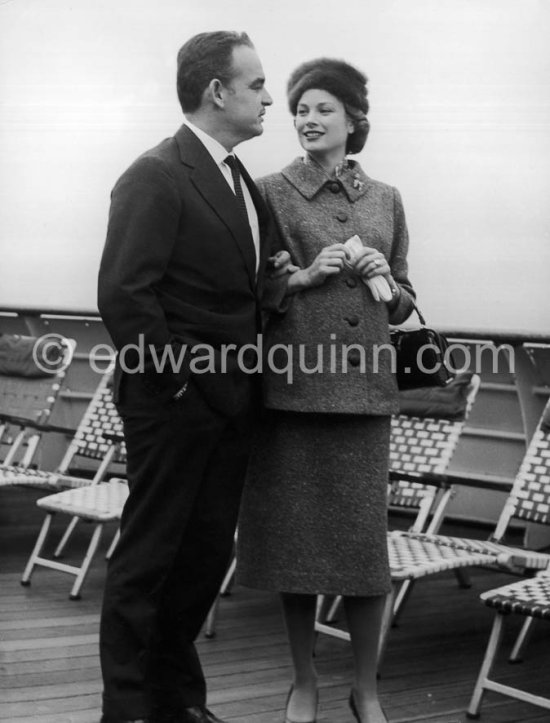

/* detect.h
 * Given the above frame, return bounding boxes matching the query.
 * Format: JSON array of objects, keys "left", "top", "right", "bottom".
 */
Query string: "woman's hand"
[
  {"left": 297, "top": 243, "right": 350, "bottom": 289},
  {"left": 351, "top": 246, "right": 390, "bottom": 280},
  {"left": 266, "top": 250, "right": 300, "bottom": 278}
]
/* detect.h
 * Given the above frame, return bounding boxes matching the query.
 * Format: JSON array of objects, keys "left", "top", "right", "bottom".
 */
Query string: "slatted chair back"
[
  {"left": 0, "top": 333, "right": 74, "bottom": 424},
  {"left": 492, "top": 399, "right": 550, "bottom": 541},
  {"left": 388, "top": 374, "right": 480, "bottom": 532},
  {"left": 67, "top": 373, "right": 125, "bottom": 462},
  {"left": 3, "top": 371, "right": 126, "bottom": 490},
  {"left": 54, "top": 372, "right": 126, "bottom": 480},
  {"left": 1, "top": 373, "right": 60, "bottom": 427},
  {"left": 0, "top": 334, "right": 76, "bottom": 465}
]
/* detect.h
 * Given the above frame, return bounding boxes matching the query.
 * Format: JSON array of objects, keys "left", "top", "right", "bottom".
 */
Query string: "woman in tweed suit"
[{"left": 237, "top": 58, "right": 415, "bottom": 723}]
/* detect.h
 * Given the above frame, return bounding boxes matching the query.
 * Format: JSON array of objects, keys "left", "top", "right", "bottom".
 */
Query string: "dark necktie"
[{"left": 224, "top": 155, "right": 249, "bottom": 221}]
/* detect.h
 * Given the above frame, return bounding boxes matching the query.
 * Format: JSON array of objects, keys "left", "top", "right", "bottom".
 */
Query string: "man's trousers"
[{"left": 100, "top": 375, "right": 254, "bottom": 720}]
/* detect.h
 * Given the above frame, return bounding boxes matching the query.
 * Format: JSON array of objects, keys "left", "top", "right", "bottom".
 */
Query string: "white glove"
[{"left": 343, "top": 235, "right": 393, "bottom": 302}]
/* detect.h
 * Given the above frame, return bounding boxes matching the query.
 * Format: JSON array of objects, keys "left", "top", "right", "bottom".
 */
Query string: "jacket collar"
[
  {"left": 281, "top": 155, "right": 371, "bottom": 202},
  {"left": 182, "top": 118, "right": 230, "bottom": 168},
  {"left": 175, "top": 123, "right": 224, "bottom": 171}
]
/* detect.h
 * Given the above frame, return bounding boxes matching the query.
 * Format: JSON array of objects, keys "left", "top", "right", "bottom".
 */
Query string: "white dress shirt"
[{"left": 183, "top": 119, "right": 259, "bottom": 272}]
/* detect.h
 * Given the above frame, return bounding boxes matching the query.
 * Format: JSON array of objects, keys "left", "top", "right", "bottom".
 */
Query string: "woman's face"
[{"left": 294, "top": 88, "right": 354, "bottom": 159}]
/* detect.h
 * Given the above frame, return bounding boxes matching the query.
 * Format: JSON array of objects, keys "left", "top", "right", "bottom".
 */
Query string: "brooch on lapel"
[{"left": 352, "top": 173, "right": 364, "bottom": 191}]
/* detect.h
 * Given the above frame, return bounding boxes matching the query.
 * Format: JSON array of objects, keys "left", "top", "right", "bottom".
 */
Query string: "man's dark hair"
[{"left": 177, "top": 31, "right": 254, "bottom": 113}]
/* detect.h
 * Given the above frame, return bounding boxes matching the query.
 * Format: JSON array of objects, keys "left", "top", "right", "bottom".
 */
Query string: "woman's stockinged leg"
[
  {"left": 280, "top": 592, "right": 319, "bottom": 722},
  {"left": 344, "top": 594, "right": 388, "bottom": 723}
]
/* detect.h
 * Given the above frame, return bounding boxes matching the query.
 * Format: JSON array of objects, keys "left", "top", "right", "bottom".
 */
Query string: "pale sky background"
[{"left": 1, "top": 0, "right": 549, "bottom": 332}]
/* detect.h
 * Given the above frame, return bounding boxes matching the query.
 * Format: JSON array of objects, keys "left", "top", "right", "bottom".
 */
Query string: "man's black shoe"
[
  {"left": 100, "top": 718, "right": 149, "bottom": 723},
  {"left": 180, "top": 706, "right": 227, "bottom": 723}
]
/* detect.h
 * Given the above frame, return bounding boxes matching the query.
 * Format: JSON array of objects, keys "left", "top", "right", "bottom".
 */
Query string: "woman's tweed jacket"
[{"left": 259, "top": 156, "right": 415, "bottom": 415}]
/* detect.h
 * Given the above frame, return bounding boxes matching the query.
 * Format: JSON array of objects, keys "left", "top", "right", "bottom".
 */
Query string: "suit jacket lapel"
[{"left": 175, "top": 125, "right": 257, "bottom": 286}]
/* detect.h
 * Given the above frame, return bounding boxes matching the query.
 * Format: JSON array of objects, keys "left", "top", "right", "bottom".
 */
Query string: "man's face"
[{"left": 222, "top": 45, "right": 273, "bottom": 144}]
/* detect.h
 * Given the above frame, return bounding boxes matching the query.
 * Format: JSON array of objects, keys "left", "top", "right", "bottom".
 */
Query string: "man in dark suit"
[{"left": 97, "top": 31, "right": 274, "bottom": 723}]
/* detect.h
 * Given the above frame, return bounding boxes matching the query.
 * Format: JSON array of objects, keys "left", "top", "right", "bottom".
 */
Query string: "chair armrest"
[
  {"left": 389, "top": 469, "right": 512, "bottom": 492},
  {"left": 445, "top": 472, "right": 513, "bottom": 492},
  {"left": 389, "top": 470, "right": 451, "bottom": 489},
  {"left": 37, "top": 421, "right": 77, "bottom": 435},
  {"left": 0, "top": 413, "right": 74, "bottom": 434},
  {"left": 0, "top": 412, "right": 43, "bottom": 429},
  {"left": 102, "top": 430, "right": 125, "bottom": 444}
]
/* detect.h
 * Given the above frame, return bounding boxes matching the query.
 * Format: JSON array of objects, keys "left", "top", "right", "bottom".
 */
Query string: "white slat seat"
[{"left": 36, "top": 478, "right": 128, "bottom": 520}]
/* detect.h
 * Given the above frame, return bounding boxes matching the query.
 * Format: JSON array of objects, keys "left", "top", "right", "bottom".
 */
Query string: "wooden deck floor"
[{"left": 1, "top": 493, "right": 550, "bottom": 723}]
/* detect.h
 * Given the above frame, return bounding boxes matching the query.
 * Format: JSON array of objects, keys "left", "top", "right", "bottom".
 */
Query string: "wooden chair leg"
[
  {"left": 376, "top": 586, "right": 397, "bottom": 671},
  {"left": 203, "top": 554, "right": 237, "bottom": 638},
  {"left": 54, "top": 515, "right": 79, "bottom": 557},
  {"left": 105, "top": 527, "right": 120, "bottom": 561},
  {"left": 509, "top": 617, "right": 536, "bottom": 663},
  {"left": 21, "top": 513, "right": 53, "bottom": 586},
  {"left": 467, "top": 612, "right": 505, "bottom": 718},
  {"left": 69, "top": 523, "right": 103, "bottom": 600},
  {"left": 219, "top": 555, "right": 237, "bottom": 596},
  {"left": 392, "top": 578, "right": 415, "bottom": 625},
  {"left": 326, "top": 595, "right": 343, "bottom": 622},
  {"left": 454, "top": 568, "right": 472, "bottom": 589},
  {"left": 315, "top": 595, "right": 336, "bottom": 626},
  {"left": 22, "top": 515, "right": 105, "bottom": 600},
  {"left": 204, "top": 596, "right": 220, "bottom": 639},
  {"left": 424, "top": 487, "right": 454, "bottom": 534}
]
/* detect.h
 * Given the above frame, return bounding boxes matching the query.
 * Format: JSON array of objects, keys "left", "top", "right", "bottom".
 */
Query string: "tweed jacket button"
[
  {"left": 345, "top": 277, "right": 357, "bottom": 288},
  {"left": 345, "top": 315, "right": 360, "bottom": 327},
  {"left": 328, "top": 182, "right": 341, "bottom": 194},
  {"left": 336, "top": 212, "right": 348, "bottom": 222},
  {"left": 347, "top": 349, "right": 362, "bottom": 367}
]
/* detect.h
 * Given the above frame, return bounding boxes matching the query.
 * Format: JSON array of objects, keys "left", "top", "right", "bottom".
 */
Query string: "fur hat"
[
  {"left": 287, "top": 58, "right": 369, "bottom": 116},
  {"left": 287, "top": 58, "right": 370, "bottom": 153}
]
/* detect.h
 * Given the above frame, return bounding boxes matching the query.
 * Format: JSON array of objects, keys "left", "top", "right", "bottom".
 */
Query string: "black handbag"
[{"left": 390, "top": 304, "right": 455, "bottom": 390}]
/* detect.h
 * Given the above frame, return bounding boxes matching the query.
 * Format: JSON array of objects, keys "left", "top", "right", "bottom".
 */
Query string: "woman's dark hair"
[
  {"left": 176, "top": 31, "right": 253, "bottom": 113},
  {"left": 287, "top": 58, "right": 370, "bottom": 154}
]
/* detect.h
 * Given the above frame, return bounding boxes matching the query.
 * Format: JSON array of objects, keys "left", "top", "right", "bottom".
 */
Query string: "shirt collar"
[
  {"left": 183, "top": 118, "right": 232, "bottom": 168},
  {"left": 280, "top": 155, "right": 370, "bottom": 202}
]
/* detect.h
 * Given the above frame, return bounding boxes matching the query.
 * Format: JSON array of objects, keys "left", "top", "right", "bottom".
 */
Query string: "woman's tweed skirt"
[{"left": 237, "top": 410, "right": 392, "bottom": 596}]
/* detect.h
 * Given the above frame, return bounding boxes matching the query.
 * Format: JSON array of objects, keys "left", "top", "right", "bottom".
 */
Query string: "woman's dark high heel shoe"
[{"left": 284, "top": 685, "right": 318, "bottom": 723}]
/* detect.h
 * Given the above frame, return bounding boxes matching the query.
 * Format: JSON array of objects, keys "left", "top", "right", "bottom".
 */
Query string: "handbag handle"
[{"left": 410, "top": 300, "right": 427, "bottom": 327}]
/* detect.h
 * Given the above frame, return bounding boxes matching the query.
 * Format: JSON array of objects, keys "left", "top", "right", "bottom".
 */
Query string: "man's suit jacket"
[{"left": 98, "top": 124, "right": 275, "bottom": 415}]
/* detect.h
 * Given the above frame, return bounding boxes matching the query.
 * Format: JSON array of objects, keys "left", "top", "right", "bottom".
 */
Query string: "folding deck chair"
[
  {"left": 467, "top": 571, "right": 550, "bottom": 718},
  {"left": 319, "top": 372, "right": 481, "bottom": 628},
  {"left": 368, "top": 397, "right": 550, "bottom": 662},
  {"left": 20, "top": 372, "right": 128, "bottom": 599},
  {"left": 0, "top": 333, "right": 75, "bottom": 477},
  {"left": 315, "top": 384, "right": 550, "bottom": 660}
]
